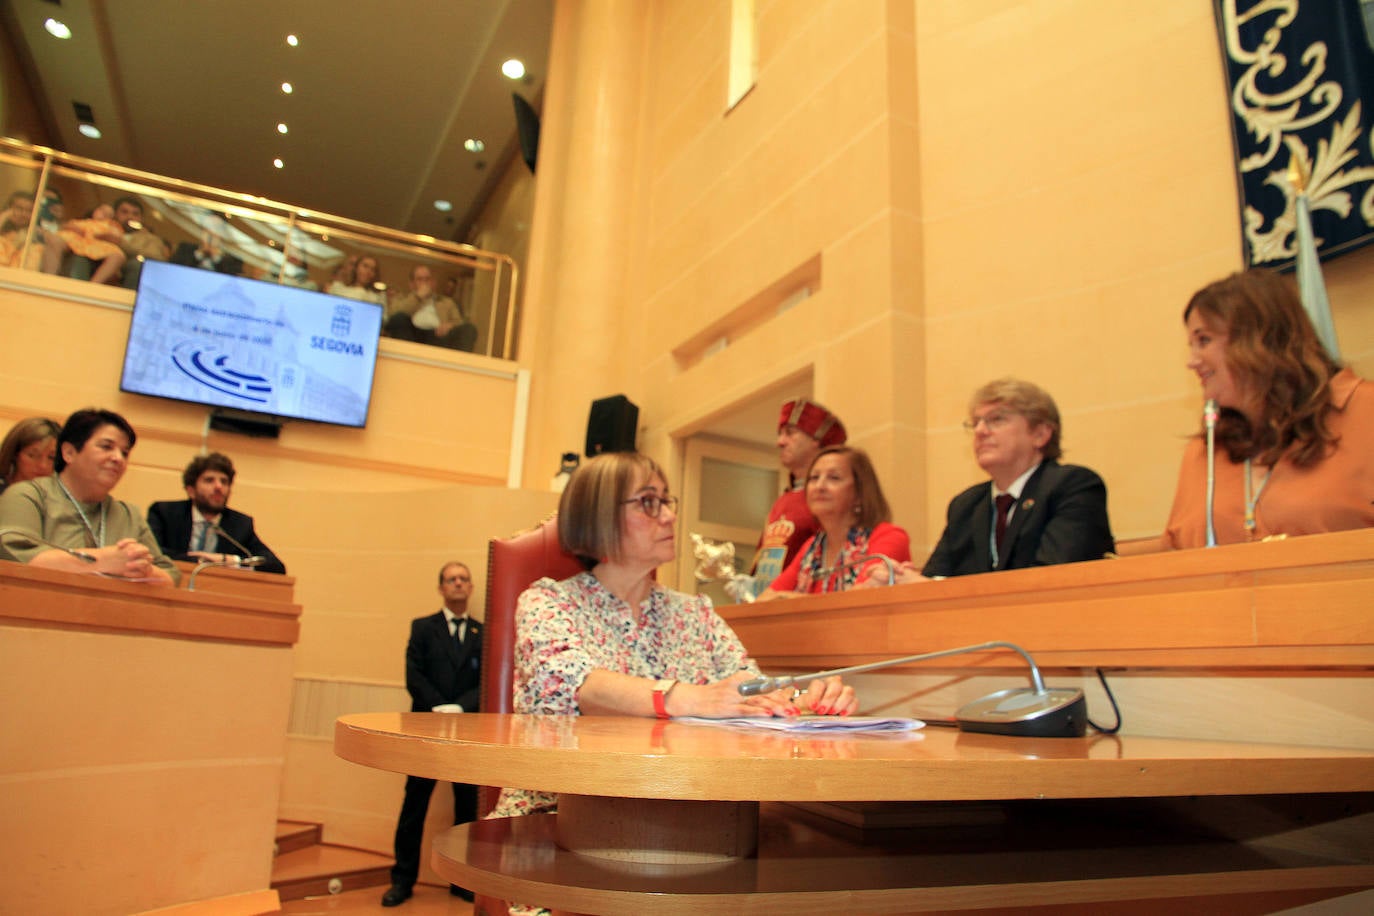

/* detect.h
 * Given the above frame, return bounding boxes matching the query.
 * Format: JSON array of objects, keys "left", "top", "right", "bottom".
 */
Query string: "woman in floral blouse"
[
  {"left": 489, "top": 451, "right": 856, "bottom": 821},
  {"left": 757, "top": 445, "right": 910, "bottom": 598}
]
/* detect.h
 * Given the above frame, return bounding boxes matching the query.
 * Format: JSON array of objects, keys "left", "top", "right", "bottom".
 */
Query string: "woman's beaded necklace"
[{"left": 1242, "top": 458, "right": 1271, "bottom": 540}]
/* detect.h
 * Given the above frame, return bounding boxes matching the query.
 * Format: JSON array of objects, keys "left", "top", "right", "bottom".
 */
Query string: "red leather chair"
[
  {"left": 477, "top": 514, "right": 583, "bottom": 816},
  {"left": 473, "top": 515, "right": 582, "bottom": 916}
]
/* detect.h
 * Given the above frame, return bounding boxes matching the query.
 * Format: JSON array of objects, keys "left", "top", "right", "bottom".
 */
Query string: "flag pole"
[{"left": 1288, "top": 160, "right": 1342, "bottom": 361}]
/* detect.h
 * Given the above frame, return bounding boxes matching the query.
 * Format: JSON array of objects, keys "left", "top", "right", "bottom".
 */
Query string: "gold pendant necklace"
[{"left": 1242, "top": 458, "right": 1271, "bottom": 541}]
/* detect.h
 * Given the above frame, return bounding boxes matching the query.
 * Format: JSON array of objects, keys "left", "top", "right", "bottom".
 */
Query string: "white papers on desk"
[{"left": 675, "top": 715, "right": 924, "bottom": 732}]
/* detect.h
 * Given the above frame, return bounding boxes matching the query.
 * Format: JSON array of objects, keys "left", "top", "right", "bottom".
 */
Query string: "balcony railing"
[{"left": 0, "top": 136, "right": 520, "bottom": 360}]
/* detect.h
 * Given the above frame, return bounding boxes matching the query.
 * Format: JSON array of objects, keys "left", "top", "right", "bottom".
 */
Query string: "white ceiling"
[{"left": 1, "top": 0, "right": 553, "bottom": 241}]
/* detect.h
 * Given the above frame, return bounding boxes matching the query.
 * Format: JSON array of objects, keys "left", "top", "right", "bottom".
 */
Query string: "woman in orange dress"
[
  {"left": 59, "top": 203, "right": 127, "bottom": 284},
  {"left": 1162, "top": 269, "right": 1374, "bottom": 548}
]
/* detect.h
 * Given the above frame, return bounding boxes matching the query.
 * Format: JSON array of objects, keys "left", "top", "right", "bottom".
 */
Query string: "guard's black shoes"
[{"left": 381, "top": 884, "right": 413, "bottom": 907}]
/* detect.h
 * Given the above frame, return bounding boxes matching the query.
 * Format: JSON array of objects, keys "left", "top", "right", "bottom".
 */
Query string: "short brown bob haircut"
[
  {"left": 806, "top": 445, "right": 892, "bottom": 530},
  {"left": 969, "top": 378, "right": 1062, "bottom": 462},
  {"left": 558, "top": 451, "right": 667, "bottom": 570}
]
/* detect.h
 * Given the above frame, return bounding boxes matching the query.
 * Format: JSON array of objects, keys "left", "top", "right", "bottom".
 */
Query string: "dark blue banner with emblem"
[{"left": 1215, "top": 0, "right": 1374, "bottom": 267}]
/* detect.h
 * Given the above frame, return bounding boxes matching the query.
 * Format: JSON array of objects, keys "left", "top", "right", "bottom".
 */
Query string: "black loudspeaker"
[
  {"left": 512, "top": 93, "right": 540, "bottom": 174},
  {"left": 585, "top": 395, "right": 638, "bottom": 457},
  {"left": 208, "top": 408, "right": 282, "bottom": 439}
]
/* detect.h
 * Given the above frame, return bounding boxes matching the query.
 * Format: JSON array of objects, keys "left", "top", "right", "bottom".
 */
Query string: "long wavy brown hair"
[{"left": 1184, "top": 269, "right": 1342, "bottom": 467}]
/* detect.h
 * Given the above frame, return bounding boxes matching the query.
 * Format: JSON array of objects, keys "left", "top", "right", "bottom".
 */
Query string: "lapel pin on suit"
[{"left": 1022, "top": 498, "right": 1035, "bottom": 510}]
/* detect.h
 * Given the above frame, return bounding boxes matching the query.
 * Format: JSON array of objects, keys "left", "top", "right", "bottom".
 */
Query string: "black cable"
[{"left": 1087, "top": 667, "right": 1122, "bottom": 734}]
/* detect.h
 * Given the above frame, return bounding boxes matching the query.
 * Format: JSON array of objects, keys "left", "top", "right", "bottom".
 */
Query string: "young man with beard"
[{"left": 147, "top": 452, "right": 286, "bottom": 574}]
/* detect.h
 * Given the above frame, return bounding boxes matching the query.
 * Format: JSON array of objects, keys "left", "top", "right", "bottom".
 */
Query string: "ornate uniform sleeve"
[{"left": 767, "top": 534, "right": 814, "bottom": 593}]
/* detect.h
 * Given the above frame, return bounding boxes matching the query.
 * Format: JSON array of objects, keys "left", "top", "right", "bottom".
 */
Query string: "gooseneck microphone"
[
  {"left": 208, "top": 522, "right": 266, "bottom": 569},
  {"left": 1203, "top": 398, "right": 1219, "bottom": 548},
  {"left": 188, "top": 553, "right": 266, "bottom": 590},
  {"left": 0, "top": 527, "right": 98, "bottom": 564},
  {"left": 815, "top": 553, "right": 899, "bottom": 589},
  {"left": 738, "top": 640, "right": 1087, "bottom": 737}
]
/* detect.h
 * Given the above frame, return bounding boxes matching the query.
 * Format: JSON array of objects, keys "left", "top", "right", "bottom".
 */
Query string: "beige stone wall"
[{"left": 519, "top": 0, "right": 1374, "bottom": 562}]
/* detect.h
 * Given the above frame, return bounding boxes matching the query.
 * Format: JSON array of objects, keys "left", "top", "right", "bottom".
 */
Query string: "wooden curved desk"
[{"left": 335, "top": 713, "right": 1374, "bottom": 913}]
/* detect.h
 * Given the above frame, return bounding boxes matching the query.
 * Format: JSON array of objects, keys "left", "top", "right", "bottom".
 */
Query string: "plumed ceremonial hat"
[{"left": 778, "top": 398, "right": 846, "bottom": 447}]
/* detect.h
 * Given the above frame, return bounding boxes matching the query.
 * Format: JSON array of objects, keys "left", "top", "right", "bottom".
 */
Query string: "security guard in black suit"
[{"left": 382, "top": 561, "right": 482, "bottom": 907}]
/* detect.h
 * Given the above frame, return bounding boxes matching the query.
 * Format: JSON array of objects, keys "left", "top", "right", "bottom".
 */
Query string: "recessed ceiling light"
[
  {"left": 78, "top": 123, "right": 102, "bottom": 139},
  {"left": 501, "top": 59, "right": 526, "bottom": 80},
  {"left": 44, "top": 18, "right": 72, "bottom": 39},
  {"left": 273, "top": 158, "right": 284, "bottom": 169},
  {"left": 434, "top": 200, "right": 453, "bottom": 212},
  {"left": 281, "top": 82, "right": 293, "bottom": 94},
  {"left": 277, "top": 123, "right": 289, "bottom": 134},
  {"left": 463, "top": 138, "right": 485, "bottom": 153},
  {"left": 286, "top": 34, "right": 299, "bottom": 47}
]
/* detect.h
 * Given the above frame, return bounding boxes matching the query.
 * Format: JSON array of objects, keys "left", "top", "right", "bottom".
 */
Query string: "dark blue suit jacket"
[
  {"left": 146, "top": 500, "right": 286, "bottom": 575},
  {"left": 921, "top": 461, "right": 1115, "bottom": 578}
]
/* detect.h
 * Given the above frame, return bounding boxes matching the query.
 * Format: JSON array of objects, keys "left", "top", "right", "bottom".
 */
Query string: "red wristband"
[{"left": 652, "top": 678, "right": 677, "bottom": 719}]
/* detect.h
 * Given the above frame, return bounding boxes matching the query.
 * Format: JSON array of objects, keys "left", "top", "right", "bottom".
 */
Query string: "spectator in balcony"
[
  {"left": 0, "top": 190, "right": 66, "bottom": 274},
  {"left": 36, "top": 187, "right": 64, "bottom": 233},
  {"left": 171, "top": 213, "right": 243, "bottom": 275},
  {"left": 329, "top": 254, "right": 387, "bottom": 306},
  {"left": 384, "top": 264, "right": 476, "bottom": 351},
  {"left": 58, "top": 203, "right": 127, "bottom": 285},
  {"left": 327, "top": 253, "right": 357, "bottom": 291},
  {"left": 112, "top": 196, "right": 171, "bottom": 280},
  {"left": 276, "top": 250, "right": 319, "bottom": 290}
]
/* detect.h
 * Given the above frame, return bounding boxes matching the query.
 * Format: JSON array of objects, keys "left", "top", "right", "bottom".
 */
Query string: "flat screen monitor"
[{"left": 121, "top": 260, "right": 384, "bottom": 428}]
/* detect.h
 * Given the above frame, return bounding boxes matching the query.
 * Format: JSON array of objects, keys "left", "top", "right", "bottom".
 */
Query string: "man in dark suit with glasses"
[{"left": 382, "top": 561, "right": 483, "bottom": 906}]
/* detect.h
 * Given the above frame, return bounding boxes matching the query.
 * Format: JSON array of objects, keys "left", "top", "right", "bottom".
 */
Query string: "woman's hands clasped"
[{"left": 92, "top": 537, "right": 157, "bottom": 579}]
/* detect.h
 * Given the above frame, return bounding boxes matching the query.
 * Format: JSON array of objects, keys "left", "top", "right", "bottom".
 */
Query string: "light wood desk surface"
[
  {"left": 336, "top": 714, "right": 1374, "bottom": 913},
  {"left": 335, "top": 711, "right": 1374, "bottom": 802}
]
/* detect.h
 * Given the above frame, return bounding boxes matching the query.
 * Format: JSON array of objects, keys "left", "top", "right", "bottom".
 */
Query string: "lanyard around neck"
[{"left": 55, "top": 475, "right": 107, "bottom": 548}]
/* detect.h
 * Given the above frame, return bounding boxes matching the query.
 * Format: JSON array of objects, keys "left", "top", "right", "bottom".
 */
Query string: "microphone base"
[{"left": 955, "top": 687, "right": 1087, "bottom": 738}]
